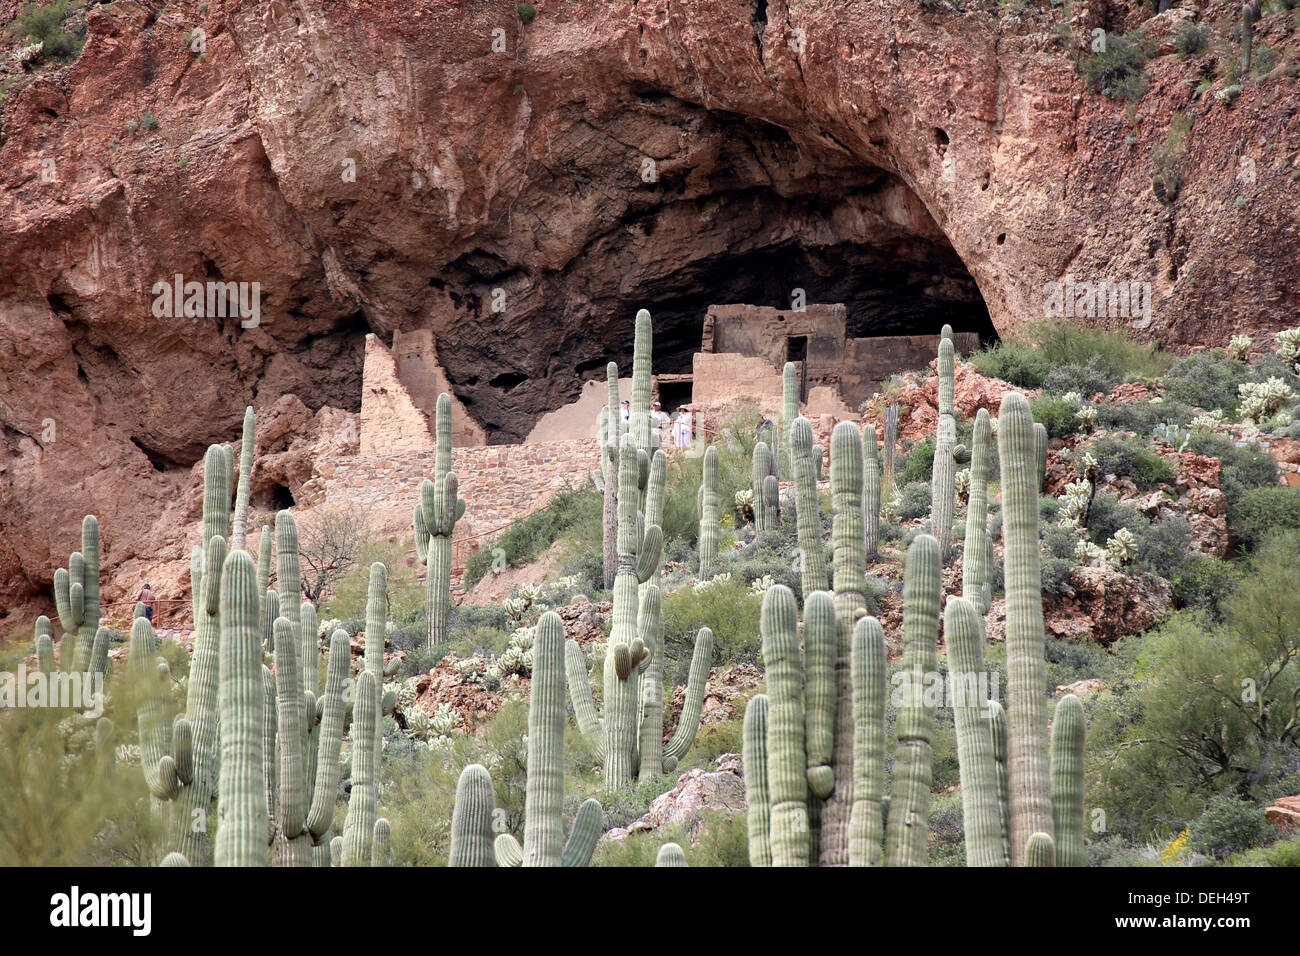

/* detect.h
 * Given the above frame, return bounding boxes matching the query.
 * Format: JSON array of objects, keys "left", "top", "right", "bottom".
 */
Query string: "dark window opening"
[
  {"left": 657, "top": 379, "right": 692, "bottom": 413},
  {"left": 786, "top": 336, "right": 809, "bottom": 402}
]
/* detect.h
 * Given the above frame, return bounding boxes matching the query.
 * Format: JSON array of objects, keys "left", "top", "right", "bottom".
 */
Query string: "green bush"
[
  {"left": 462, "top": 484, "right": 601, "bottom": 589},
  {"left": 898, "top": 481, "right": 932, "bottom": 520},
  {"left": 1187, "top": 796, "right": 1275, "bottom": 859},
  {"left": 1042, "top": 359, "right": 1113, "bottom": 398},
  {"left": 896, "top": 435, "right": 935, "bottom": 486},
  {"left": 327, "top": 538, "right": 425, "bottom": 630},
  {"left": 1094, "top": 398, "right": 1192, "bottom": 434},
  {"left": 1091, "top": 435, "right": 1175, "bottom": 488},
  {"left": 1228, "top": 486, "right": 1300, "bottom": 550},
  {"left": 592, "top": 811, "right": 750, "bottom": 866},
  {"left": 1163, "top": 352, "right": 1249, "bottom": 412},
  {"left": 1030, "top": 394, "right": 1080, "bottom": 438},
  {"left": 1084, "top": 491, "right": 1146, "bottom": 543},
  {"left": 1042, "top": 557, "right": 1078, "bottom": 597},
  {"left": 1175, "top": 21, "right": 1209, "bottom": 58},
  {"left": 1133, "top": 515, "right": 1193, "bottom": 582},
  {"left": 1080, "top": 31, "right": 1150, "bottom": 100},
  {"left": 974, "top": 319, "right": 1167, "bottom": 389},
  {"left": 1171, "top": 553, "right": 1241, "bottom": 618},
  {"left": 662, "top": 574, "right": 762, "bottom": 668},
  {"left": 6, "top": 1, "right": 85, "bottom": 62},
  {"left": 971, "top": 340, "right": 1052, "bottom": 388},
  {"left": 1189, "top": 433, "right": 1278, "bottom": 508}
]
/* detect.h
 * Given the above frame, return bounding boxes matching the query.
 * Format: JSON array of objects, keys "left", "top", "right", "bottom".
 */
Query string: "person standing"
[{"left": 135, "top": 583, "right": 157, "bottom": 622}]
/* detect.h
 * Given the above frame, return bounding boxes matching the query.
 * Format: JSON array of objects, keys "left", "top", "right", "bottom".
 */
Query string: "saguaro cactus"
[
  {"left": 962, "top": 408, "right": 993, "bottom": 613},
  {"left": 449, "top": 764, "right": 496, "bottom": 867},
  {"left": 761, "top": 585, "right": 810, "bottom": 867},
  {"left": 742, "top": 694, "right": 772, "bottom": 867},
  {"left": 53, "top": 515, "right": 102, "bottom": 673},
  {"left": 778, "top": 361, "right": 799, "bottom": 478},
  {"left": 752, "top": 441, "right": 773, "bottom": 530},
  {"left": 931, "top": 334, "right": 957, "bottom": 561},
  {"left": 215, "top": 550, "right": 267, "bottom": 866},
  {"left": 1034, "top": 421, "right": 1049, "bottom": 492},
  {"left": 1051, "top": 694, "right": 1086, "bottom": 868},
  {"left": 882, "top": 534, "right": 941, "bottom": 867},
  {"left": 848, "top": 615, "right": 887, "bottom": 866},
  {"left": 230, "top": 406, "right": 256, "bottom": 552},
  {"left": 882, "top": 403, "right": 899, "bottom": 495},
  {"left": 567, "top": 434, "right": 664, "bottom": 791},
  {"left": 630, "top": 308, "right": 654, "bottom": 454},
  {"left": 600, "top": 363, "right": 623, "bottom": 589},
  {"left": 699, "top": 444, "right": 719, "bottom": 578},
  {"left": 341, "top": 670, "right": 380, "bottom": 866},
  {"left": 998, "top": 392, "right": 1053, "bottom": 862},
  {"left": 415, "top": 393, "right": 466, "bottom": 649},
  {"left": 655, "top": 843, "right": 688, "bottom": 867},
  {"left": 945, "top": 596, "right": 1006, "bottom": 866},
  {"left": 1025, "top": 832, "right": 1056, "bottom": 867},
  {"left": 489, "top": 612, "right": 605, "bottom": 867},
  {"left": 862, "top": 424, "right": 880, "bottom": 561},
  {"left": 790, "top": 417, "right": 827, "bottom": 596}
]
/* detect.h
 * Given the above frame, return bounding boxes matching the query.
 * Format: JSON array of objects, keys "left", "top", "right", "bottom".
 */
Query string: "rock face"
[
  {"left": 3, "top": 0, "right": 1299, "bottom": 612},
  {"left": 604, "top": 754, "right": 746, "bottom": 844},
  {"left": 1047, "top": 566, "right": 1173, "bottom": 646},
  {"left": 1265, "top": 796, "right": 1300, "bottom": 832}
]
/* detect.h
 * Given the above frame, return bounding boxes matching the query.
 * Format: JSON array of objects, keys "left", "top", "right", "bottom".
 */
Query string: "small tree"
[{"left": 296, "top": 504, "right": 372, "bottom": 603}]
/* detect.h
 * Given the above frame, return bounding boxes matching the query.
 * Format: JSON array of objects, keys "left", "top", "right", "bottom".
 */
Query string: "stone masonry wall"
[{"left": 318, "top": 438, "right": 600, "bottom": 564}]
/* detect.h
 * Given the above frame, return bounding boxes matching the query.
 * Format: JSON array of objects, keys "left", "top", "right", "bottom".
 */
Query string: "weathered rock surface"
[{"left": 604, "top": 754, "right": 746, "bottom": 843}]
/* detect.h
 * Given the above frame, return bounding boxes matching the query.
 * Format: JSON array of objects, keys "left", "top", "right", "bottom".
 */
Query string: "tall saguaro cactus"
[
  {"left": 778, "top": 361, "right": 799, "bottom": 478},
  {"left": 742, "top": 694, "right": 772, "bottom": 867},
  {"left": 699, "top": 445, "right": 720, "bottom": 578},
  {"left": 341, "top": 670, "right": 380, "bottom": 866},
  {"left": 600, "top": 363, "right": 623, "bottom": 589},
  {"left": 862, "top": 424, "right": 880, "bottom": 562},
  {"left": 882, "top": 534, "right": 941, "bottom": 867},
  {"left": 567, "top": 434, "right": 666, "bottom": 791},
  {"left": 790, "top": 417, "right": 827, "bottom": 596},
  {"left": 882, "top": 403, "right": 899, "bottom": 496},
  {"left": 962, "top": 408, "right": 993, "bottom": 612},
  {"left": 848, "top": 615, "right": 887, "bottom": 866},
  {"left": 998, "top": 392, "right": 1054, "bottom": 862},
  {"left": 760, "top": 585, "right": 810, "bottom": 866},
  {"left": 1051, "top": 694, "right": 1086, "bottom": 868},
  {"left": 53, "top": 515, "right": 102, "bottom": 673},
  {"left": 415, "top": 393, "right": 466, "bottom": 649},
  {"left": 931, "top": 332, "right": 957, "bottom": 561},
  {"left": 230, "top": 405, "right": 256, "bottom": 552},
  {"left": 449, "top": 764, "right": 496, "bottom": 867},
  {"left": 752, "top": 441, "right": 773, "bottom": 531}
]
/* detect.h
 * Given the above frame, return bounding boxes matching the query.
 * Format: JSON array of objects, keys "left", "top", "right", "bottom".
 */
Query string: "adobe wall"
[
  {"left": 318, "top": 438, "right": 601, "bottom": 564},
  {"left": 704, "top": 304, "right": 847, "bottom": 395},
  {"left": 525, "top": 376, "right": 636, "bottom": 443},
  {"left": 690, "top": 352, "right": 786, "bottom": 408},
  {"left": 841, "top": 332, "right": 981, "bottom": 407}
]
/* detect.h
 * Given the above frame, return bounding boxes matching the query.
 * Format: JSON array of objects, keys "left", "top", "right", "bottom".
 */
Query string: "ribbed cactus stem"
[
  {"left": 371, "top": 819, "right": 391, "bottom": 866},
  {"left": 559, "top": 798, "right": 603, "bottom": 867},
  {"left": 1025, "top": 832, "right": 1056, "bottom": 867},
  {"left": 35, "top": 617, "right": 55, "bottom": 675},
  {"left": 962, "top": 408, "right": 993, "bottom": 613},
  {"left": 882, "top": 403, "right": 899, "bottom": 496},
  {"left": 341, "top": 670, "right": 379, "bottom": 866},
  {"left": 215, "top": 551, "right": 267, "bottom": 866},
  {"left": 631, "top": 309, "right": 653, "bottom": 452},
  {"left": 1051, "top": 694, "right": 1086, "bottom": 868},
  {"left": 230, "top": 406, "right": 256, "bottom": 551},
  {"left": 420, "top": 392, "right": 462, "bottom": 649},
  {"left": 271, "top": 616, "right": 311, "bottom": 866},
  {"left": 931, "top": 336, "right": 957, "bottom": 561},
  {"left": 494, "top": 834, "right": 524, "bottom": 868},
  {"left": 998, "top": 392, "right": 1053, "bottom": 863},
  {"left": 743, "top": 694, "right": 772, "bottom": 867},
  {"left": 761, "top": 585, "right": 809, "bottom": 866},
  {"left": 1034, "top": 422, "right": 1048, "bottom": 491},
  {"left": 662, "top": 626, "right": 713, "bottom": 769},
  {"left": 80, "top": 515, "right": 101, "bottom": 653},
  {"left": 698, "top": 445, "right": 719, "bottom": 578},
  {"left": 779, "top": 361, "right": 799, "bottom": 478},
  {"left": 883, "top": 534, "right": 940, "bottom": 867},
  {"left": 802, "top": 592, "right": 836, "bottom": 805},
  {"left": 255, "top": 525, "right": 272, "bottom": 627},
  {"left": 523, "top": 612, "right": 566, "bottom": 865},
  {"left": 449, "top": 764, "right": 497, "bottom": 867},
  {"left": 945, "top": 596, "right": 1006, "bottom": 867},
  {"left": 304, "top": 629, "right": 350, "bottom": 855},
  {"left": 790, "top": 418, "right": 827, "bottom": 595},
  {"left": 655, "top": 843, "right": 688, "bottom": 866},
  {"left": 752, "top": 441, "right": 772, "bottom": 530},
  {"left": 202, "top": 445, "right": 231, "bottom": 552},
  {"left": 602, "top": 362, "right": 621, "bottom": 589},
  {"left": 989, "top": 699, "right": 1010, "bottom": 863},
  {"left": 848, "top": 615, "right": 886, "bottom": 866},
  {"left": 863, "top": 425, "right": 880, "bottom": 561},
  {"left": 274, "top": 511, "right": 307, "bottom": 693}
]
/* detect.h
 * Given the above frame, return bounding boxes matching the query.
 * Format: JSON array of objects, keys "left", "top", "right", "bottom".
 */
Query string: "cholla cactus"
[
  {"left": 1060, "top": 391, "right": 1083, "bottom": 406},
  {"left": 318, "top": 617, "right": 342, "bottom": 637},
  {"left": 1275, "top": 328, "right": 1300, "bottom": 370},
  {"left": 13, "top": 41, "right": 43, "bottom": 67},
  {"left": 954, "top": 469, "right": 972, "bottom": 505},
  {"left": 1076, "top": 406, "right": 1097, "bottom": 432},
  {"left": 1238, "top": 377, "right": 1295, "bottom": 424},
  {"left": 692, "top": 572, "right": 732, "bottom": 593},
  {"left": 1074, "top": 538, "right": 1105, "bottom": 567},
  {"left": 1058, "top": 480, "right": 1093, "bottom": 529},
  {"left": 1191, "top": 409, "right": 1226, "bottom": 432},
  {"left": 1228, "top": 334, "right": 1253, "bottom": 361},
  {"left": 880, "top": 492, "right": 901, "bottom": 524},
  {"left": 748, "top": 574, "right": 775, "bottom": 595},
  {"left": 489, "top": 625, "right": 537, "bottom": 679},
  {"left": 1105, "top": 528, "right": 1137, "bottom": 568},
  {"left": 734, "top": 487, "right": 756, "bottom": 523}
]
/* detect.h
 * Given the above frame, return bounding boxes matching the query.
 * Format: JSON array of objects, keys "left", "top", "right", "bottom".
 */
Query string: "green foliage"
[
  {"left": 1175, "top": 21, "right": 1209, "bottom": 58},
  {"left": 971, "top": 341, "right": 1052, "bottom": 388},
  {"left": 462, "top": 484, "right": 601, "bottom": 589},
  {"left": 1030, "top": 394, "right": 1080, "bottom": 438},
  {"left": 141, "top": 111, "right": 159, "bottom": 131},
  {"left": 1042, "top": 556, "right": 1078, "bottom": 597},
  {"left": 898, "top": 480, "right": 932, "bottom": 520},
  {"left": 517, "top": 3, "right": 536, "bottom": 23},
  {"left": 896, "top": 436, "right": 935, "bottom": 486},
  {"left": 1091, "top": 435, "right": 1175, "bottom": 488},
  {"left": 328, "top": 537, "right": 424, "bottom": 631},
  {"left": 1094, "top": 398, "right": 1192, "bottom": 434},
  {"left": 1171, "top": 553, "right": 1242, "bottom": 618},
  {"left": 6, "top": 1, "right": 85, "bottom": 62},
  {"left": 1042, "top": 359, "right": 1112, "bottom": 399},
  {"left": 1083, "top": 491, "right": 1145, "bottom": 543},
  {"left": 1228, "top": 486, "right": 1300, "bottom": 550},
  {"left": 1133, "top": 515, "right": 1193, "bottom": 582},
  {"left": 1189, "top": 433, "right": 1278, "bottom": 508},
  {"left": 1166, "top": 352, "right": 1300, "bottom": 416},
  {"left": 1080, "top": 31, "right": 1150, "bottom": 100},
  {"left": 974, "top": 319, "right": 1167, "bottom": 389},
  {"left": 1187, "top": 796, "right": 1275, "bottom": 859},
  {"left": 592, "top": 811, "right": 750, "bottom": 866},
  {"left": 662, "top": 574, "right": 762, "bottom": 668},
  {"left": 1151, "top": 112, "right": 1194, "bottom": 203}
]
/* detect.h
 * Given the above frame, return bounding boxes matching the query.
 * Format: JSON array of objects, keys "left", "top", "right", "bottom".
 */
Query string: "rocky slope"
[{"left": 2, "top": 0, "right": 1298, "bottom": 615}]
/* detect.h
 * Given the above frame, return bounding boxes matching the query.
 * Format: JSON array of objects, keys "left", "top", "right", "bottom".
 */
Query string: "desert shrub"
[
  {"left": 898, "top": 481, "right": 932, "bottom": 520},
  {"left": 1235, "top": 836, "right": 1300, "bottom": 867},
  {"left": 1080, "top": 31, "right": 1150, "bottom": 100},
  {"left": 1228, "top": 486, "right": 1300, "bottom": 550},
  {"left": 1189, "top": 433, "right": 1278, "bottom": 508},
  {"left": 971, "top": 340, "right": 1052, "bottom": 388},
  {"left": 462, "top": 484, "right": 601, "bottom": 589},
  {"left": 718, "top": 538, "right": 799, "bottom": 596},
  {"left": 1164, "top": 352, "right": 1246, "bottom": 412},
  {"left": 1042, "top": 358, "right": 1113, "bottom": 398},
  {"left": 6, "top": 1, "right": 85, "bottom": 62},
  {"left": 1133, "top": 515, "right": 1193, "bottom": 581},
  {"left": 1091, "top": 435, "right": 1175, "bottom": 488},
  {"left": 1175, "top": 21, "right": 1209, "bottom": 58},
  {"left": 1042, "top": 556, "right": 1078, "bottom": 597},
  {"left": 1046, "top": 634, "right": 1127, "bottom": 690},
  {"left": 1187, "top": 797, "right": 1275, "bottom": 859},
  {"left": 592, "top": 811, "right": 750, "bottom": 867},
  {"left": 1030, "top": 394, "right": 1080, "bottom": 438},
  {"left": 896, "top": 436, "right": 935, "bottom": 486},
  {"left": 927, "top": 790, "right": 967, "bottom": 867},
  {"left": 1084, "top": 491, "right": 1146, "bottom": 543},
  {"left": 1171, "top": 553, "right": 1241, "bottom": 618},
  {"left": 1094, "top": 398, "right": 1192, "bottom": 433},
  {"left": 1042, "top": 524, "right": 1080, "bottom": 560},
  {"left": 662, "top": 574, "right": 762, "bottom": 667}
]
